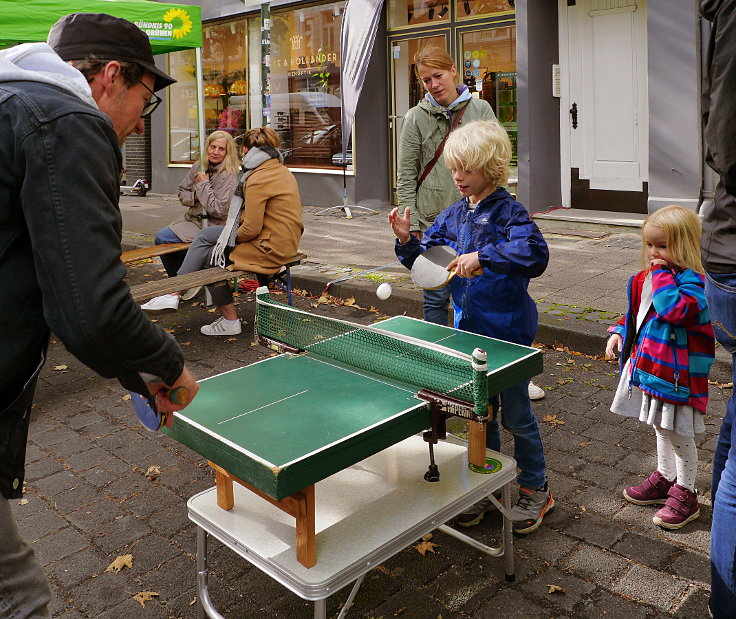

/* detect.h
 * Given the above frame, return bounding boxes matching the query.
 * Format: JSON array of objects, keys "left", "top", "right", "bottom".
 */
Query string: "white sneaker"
[
  {"left": 141, "top": 294, "right": 180, "bottom": 313},
  {"left": 528, "top": 381, "right": 545, "bottom": 400},
  {"left": 180, "top": 286, "right": 202, "bottom": 301},
  {"left": 201, "top": 316, "right": 242, "bottom": 336}
]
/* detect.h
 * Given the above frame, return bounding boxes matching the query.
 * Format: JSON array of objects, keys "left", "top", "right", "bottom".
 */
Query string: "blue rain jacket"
[{"left": 395, "top": 188, "right": 549, "bottom": 346}]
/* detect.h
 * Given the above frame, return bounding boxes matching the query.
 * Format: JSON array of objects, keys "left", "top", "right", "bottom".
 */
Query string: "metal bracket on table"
[{"left": 417, "top": 389, "right": 489, "bottom": 483}]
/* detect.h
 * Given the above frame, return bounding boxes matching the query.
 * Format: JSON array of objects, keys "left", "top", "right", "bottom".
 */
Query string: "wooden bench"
[
  {"left": 127, "top": 252, "right": 307, "bottom": 305},
  {"left": 121, "top": 242, "right": 191, "bottom": 265}
]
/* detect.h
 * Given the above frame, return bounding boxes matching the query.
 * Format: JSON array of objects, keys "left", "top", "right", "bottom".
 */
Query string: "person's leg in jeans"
[
  {"left": 706, "top": 272, "right": 736, "bottom": 617},
  {"left": 423, "top": 285, "right": 451, "bottom": 326},
  {"left": 177, "top": 226, "right": 224, "bottom": 276},
  {"left": 0, "top": 497, "right": 51, "bottom": 618},
  {"left": 153, "top": 226, "right": 187, "bottom": 277}
]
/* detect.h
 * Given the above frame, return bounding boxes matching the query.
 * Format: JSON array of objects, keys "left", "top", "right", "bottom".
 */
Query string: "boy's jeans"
[
  {"left": 706, "top": 272, "right": 736, "bottom": 618},
  {"left": 423, "top": 285, "right": 451, "bottom": 326},
  {"left": 486, "top": 381, "right": 547, "bottom": 489}
]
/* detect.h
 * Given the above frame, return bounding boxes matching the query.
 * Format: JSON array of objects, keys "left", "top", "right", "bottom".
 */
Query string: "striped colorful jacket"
[{"left": 609, "top": 266, "right": 715, "bottom": 413}]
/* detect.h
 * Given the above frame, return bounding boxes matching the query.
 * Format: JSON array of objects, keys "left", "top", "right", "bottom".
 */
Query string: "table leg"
[
  {"left": 208, "top": 462, "right": 316, "bottom": 568},
  {"left": 467, "top": 405, "right": 491, "bottom": 468},
  {"left": 214, "top": 469, "right": 234, "bottom": 510},
  {"left": 501, "top": 481, "right": 515, "bottom": 582},
  {"left": 196, "top": 527, "right": 226, "bottom": 619}
]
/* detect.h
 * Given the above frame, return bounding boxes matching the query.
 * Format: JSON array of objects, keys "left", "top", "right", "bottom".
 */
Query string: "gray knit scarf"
[{"left": 210, "top": 145, "right": 283, "bottom": 268}]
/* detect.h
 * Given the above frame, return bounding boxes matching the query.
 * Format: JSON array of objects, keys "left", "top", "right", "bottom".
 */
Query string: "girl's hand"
[
  {"left": 449, "top": 251, "right": 482, "bottom": 278},
  {"left": 605, "top": 333, "right": 623, "bottom": 359},
  {"left": 195, "top": 172, "right": 209, "bottom": 183},
  {"left": 388, "top": 207, "right": 411, "bottom": 244}
]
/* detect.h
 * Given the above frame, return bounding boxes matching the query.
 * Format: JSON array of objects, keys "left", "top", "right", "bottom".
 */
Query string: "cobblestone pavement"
[{"left": 11, "top": 260, "right": 733, "bottom": 618}]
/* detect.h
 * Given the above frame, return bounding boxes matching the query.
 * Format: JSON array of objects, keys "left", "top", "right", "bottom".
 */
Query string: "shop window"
[
  {"left": 459, "top": 26, "right": 517, "bottom": 168},
  {"left": 203, "top": 19, "right": 249, "bottom": 141},
  {"left": 455, "top": 0, "right": 514, "bottom": 19},
  {"left": 270, "top": 2, "right": 348, "bottom": 168},
  {"left": 167, "top": 18, "right": 250, "bottom": 165},
  {"left": 388, "top": 0, "right": 450, "bottom": 29},
  {"left": 167, "top": 49, "right": 198, "bottom": 163}
]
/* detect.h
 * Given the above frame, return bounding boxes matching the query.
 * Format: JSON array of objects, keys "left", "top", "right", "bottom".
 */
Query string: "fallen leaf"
[
  {"left": 18, "top": 498, "right": 28, "bottom": 505},
  {"left": 344, "top": 297, "right": 356, "bottom": 306},
  {"left": 105, "top": 554, "right": 133, "bottom": 573},
  {"left": 132, "top": 591, "right": 159, "bottom": 608},
  {"left": 122, "top": 394, "right": 132, "bottom": 402},
  {"left": 164, "top": 328, "right": 175, "bottom": 333},
  {"left": 709, "top": 380, "right": 734, "bottom": 389},
  {"left": 542, "top": 414, "right": 565, "bottom": 426},
  {"left": 144, "top": 465, "right": 160, "bottom": 481},
  {"left": 226, "top": 337, "right": 237, "bottom": 342},
  {"left": 579, "top": 442, "right": 591, "bottom": 448},
  {"left": 556, "top": 378, "right": 573, "bottom": 385},
  {"left": 181, "top": 341, "right": 191, "bottom": 346},
  {"left": 52, "top": 365, "right": 68, "bottom": 371},
  {"left": 189, "top": 597, "right": 197, "bottom": 606},
  {"left": 547, "top": 584, "right": 564, "bottom": 594},
  {"left": 415, "top": 536, "right": 439, "bottom": 555}
]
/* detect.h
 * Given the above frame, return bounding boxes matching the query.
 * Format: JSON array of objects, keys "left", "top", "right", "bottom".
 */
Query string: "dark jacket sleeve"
[
  {"left": 703, "top": 0, "right": 736, "bottom": 195},
  {"left": 20, "top": 111, "right": 184, "bottom": 390}
]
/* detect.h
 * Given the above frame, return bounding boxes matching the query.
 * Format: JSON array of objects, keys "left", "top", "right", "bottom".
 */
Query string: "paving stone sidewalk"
[{"left": 12, "top": 260, "right": 733, "bottom": 617}]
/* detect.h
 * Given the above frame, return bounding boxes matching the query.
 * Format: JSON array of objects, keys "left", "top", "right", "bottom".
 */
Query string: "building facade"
[{"left": 151, "top": 0, "right": 520, "bottom": 208}]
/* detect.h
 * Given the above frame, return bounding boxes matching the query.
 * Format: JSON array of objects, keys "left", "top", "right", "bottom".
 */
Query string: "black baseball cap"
[{"left": 47, "top": 13, "right": 176, "bottom": 91}]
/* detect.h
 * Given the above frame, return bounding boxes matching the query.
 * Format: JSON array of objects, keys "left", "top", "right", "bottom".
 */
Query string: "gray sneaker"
[
  {"left": 455, "top": 492, "right": 501, "bottom": 527},
  {"left": 510, "top": 483, "right": 554, "bottom": 534}
]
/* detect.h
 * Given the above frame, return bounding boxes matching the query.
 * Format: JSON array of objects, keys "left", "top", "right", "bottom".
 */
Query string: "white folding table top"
[{"left": 188, "top": 434, "right": 515, "bottom": 600}]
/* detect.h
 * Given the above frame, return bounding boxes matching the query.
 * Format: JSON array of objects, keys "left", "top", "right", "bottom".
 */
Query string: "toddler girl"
[{"left": 606, "top": 205, "right": 715, "bottom": 529}]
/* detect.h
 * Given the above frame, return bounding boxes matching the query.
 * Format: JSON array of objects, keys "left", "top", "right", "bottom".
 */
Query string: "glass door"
[
  {"left": 388, "top": 33, "right": 449, "bottom": 205},
  {"left": 457, "top": 24, "right": 517, "bottom": 182}
]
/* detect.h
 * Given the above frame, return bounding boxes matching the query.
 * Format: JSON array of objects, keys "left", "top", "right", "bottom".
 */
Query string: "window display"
[
  {"left": 167, "top": 48, "right": 198, "bottom": 163},
  {"left": 270, "top": 2, "right": 347, "bottom": 168},
  {"left": 460, "top": 26, "right": 517, "bottom": 167}
]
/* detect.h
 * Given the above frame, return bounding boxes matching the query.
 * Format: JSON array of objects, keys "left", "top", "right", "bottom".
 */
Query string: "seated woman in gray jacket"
[{"left": 152, "top": 130, "right": 240, "bottom": 277}]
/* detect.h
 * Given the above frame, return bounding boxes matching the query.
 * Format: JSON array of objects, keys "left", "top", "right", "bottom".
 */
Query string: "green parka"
[{"left": 397, "top": 96, "right": 496, "bottom": 232}]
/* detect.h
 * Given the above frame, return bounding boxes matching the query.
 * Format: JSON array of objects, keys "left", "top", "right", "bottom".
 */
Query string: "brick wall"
[{"left": 122, "top": 116, "right": 152, "bottom": 187}]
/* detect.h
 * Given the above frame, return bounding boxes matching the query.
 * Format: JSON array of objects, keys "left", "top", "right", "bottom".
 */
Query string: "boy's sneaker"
[
  {"left": 623, "top": 469, "right": 674, "bottom": 505},
  {"left": 455, "top": 491, "right": 502, "bottom": 527},
  {"left": 528, "top": 381, "right": 546, "bottom": 401},
  {"left": 200, "top": 317, "right": 242, "bottom": 336},
  {"left": 511, "top": 483, "right": 554, "bottom": 534},
  {"left": 652, "top": 484, "right": 700, "bottom": 530}
]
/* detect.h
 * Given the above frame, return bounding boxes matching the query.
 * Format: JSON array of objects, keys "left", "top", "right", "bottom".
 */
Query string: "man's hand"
[
  {"left": 147, "top": 365, "right": 199, "bottom": 427},
  {"left": 448, "top": 252, "right": 482, "bottom": 278},
  {"left": 605, "top": 333, "right": 623, "bottom": 360},
  {"left": 388, "top": 207, "right": 412, "bottom": 244}
]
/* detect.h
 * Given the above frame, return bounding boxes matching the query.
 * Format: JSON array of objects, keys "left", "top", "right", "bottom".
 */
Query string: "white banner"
[{"left": 340, "top": 0, "right": 384, "bottom": 160}]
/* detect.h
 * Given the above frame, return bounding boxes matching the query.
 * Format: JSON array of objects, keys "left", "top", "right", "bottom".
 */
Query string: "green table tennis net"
[{"left": 256, "top": 290, "right": 486, "bottom": 409}]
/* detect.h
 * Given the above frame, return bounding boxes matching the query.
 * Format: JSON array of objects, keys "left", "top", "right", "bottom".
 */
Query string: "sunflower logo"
[{"left": 164, "top": 7, "right": 193, "bottom": 40}]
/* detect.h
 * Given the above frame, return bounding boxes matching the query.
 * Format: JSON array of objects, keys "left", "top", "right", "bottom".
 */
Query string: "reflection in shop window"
[
  {"left": 271, "top": 2, "right": 350, "bottom": 169},
  {"left": 455, "top": 0, "right": 514, "bottom": 19},
  {"left": 387, "top": 0, "right": 450, "bottom": 29},
  {"left": 460, "top": 26, "right": 517, "bottom": 167},
  {"left": 203, "top": 19, "right": 249, "bottom": 144},
  {"left": 167, "top": 49, "right": 198, "bottom": 163}
]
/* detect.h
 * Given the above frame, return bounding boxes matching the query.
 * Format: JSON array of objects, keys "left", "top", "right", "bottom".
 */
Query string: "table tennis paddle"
[
  {"left": 130, "top": 386, "right": 189, "bottom": 431},
  {"left": 411, "top": 245, "right": 483, "bottom": 290}
]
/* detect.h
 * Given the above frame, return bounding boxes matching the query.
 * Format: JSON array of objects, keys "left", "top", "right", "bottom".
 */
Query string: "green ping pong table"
[{"left": 165, "top": 313, "right": 542, "bottom": 568}]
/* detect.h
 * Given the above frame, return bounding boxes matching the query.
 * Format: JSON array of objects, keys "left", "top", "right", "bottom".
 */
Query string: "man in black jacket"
[
  {"left": 0, "top": 13, "right": 198, "bottom": 617},
  {"left": 701, "top": 1, "right": 736, "bottom": 616}
]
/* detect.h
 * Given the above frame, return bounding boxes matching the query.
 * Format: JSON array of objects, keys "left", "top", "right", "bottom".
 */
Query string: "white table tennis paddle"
[{"left": 411, "top": 245, "right": 482, "bottom": 290}]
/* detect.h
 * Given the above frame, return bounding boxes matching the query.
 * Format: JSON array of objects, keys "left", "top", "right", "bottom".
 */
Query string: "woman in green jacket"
[{"left": 396, "top": 46, "right": 495, "bottom": 324}]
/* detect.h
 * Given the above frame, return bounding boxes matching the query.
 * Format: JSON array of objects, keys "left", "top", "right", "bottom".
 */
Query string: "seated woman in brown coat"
[{"left": 142, "top": 127, "right": 303, "bottom": 336}]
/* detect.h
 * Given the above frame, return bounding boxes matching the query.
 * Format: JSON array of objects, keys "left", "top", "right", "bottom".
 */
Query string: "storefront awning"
[{"left": 0, "top": 0, "right": 202, "bottom": 54}]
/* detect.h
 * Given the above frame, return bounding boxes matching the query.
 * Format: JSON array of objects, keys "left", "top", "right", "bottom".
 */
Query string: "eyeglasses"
[{"left": 138, "top": 80, "right": 162, "bottom": 118}]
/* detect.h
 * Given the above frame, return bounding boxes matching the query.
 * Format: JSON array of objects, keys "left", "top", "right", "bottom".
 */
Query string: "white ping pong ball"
[{"left": 376, "top": 282, "right": 392, "bottom": 300}]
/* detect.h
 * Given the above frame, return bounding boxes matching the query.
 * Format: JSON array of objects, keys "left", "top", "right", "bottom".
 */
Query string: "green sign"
[{"left": 0, "top": 0, "right": 202, "bottom": 54}]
